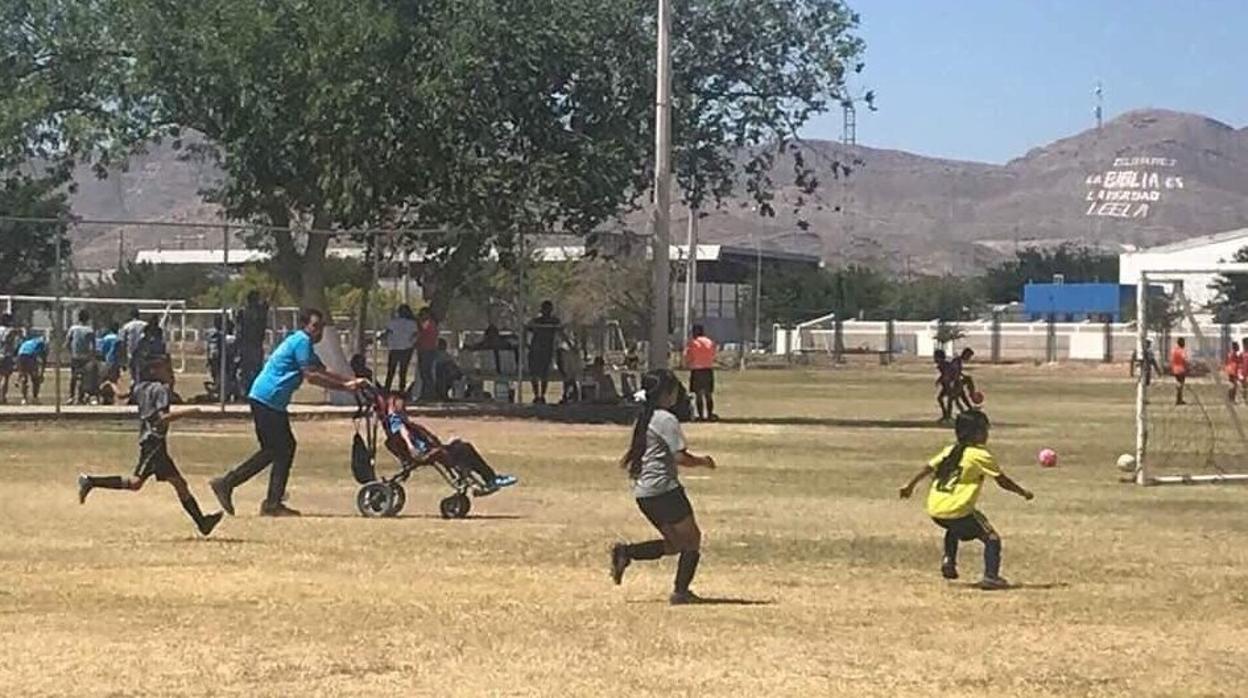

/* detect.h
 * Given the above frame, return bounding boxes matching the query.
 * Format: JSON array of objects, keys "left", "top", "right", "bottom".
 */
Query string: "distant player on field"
[
  {"left": 1170, "top": 337, "right": 1188, "bottom": 405},
  {"left": 77, "top": 355, "right": 224, "bottom": 536},
  {"left": 683, "top": 324, "right": 718, "bottom": 422},
  {"left": 1238, "top": 338, "right": 1248, "bottom": 404},
  {"left": 1226, "top": 341, "right": 1241, "bottom": 402},
  {"left": 899, "top": 410, "right": 1033, "bottom": 590},
  {"left": 933, "top": 349, "right": 954, "bottom": 422}
]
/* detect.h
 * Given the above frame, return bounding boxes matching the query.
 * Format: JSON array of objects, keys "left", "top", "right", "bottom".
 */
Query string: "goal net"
[{"left": 1134, "top": 267, "right": 1248, "bottom": 485}]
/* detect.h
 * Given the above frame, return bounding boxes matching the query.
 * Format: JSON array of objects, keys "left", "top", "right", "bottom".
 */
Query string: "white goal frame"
[{"left": 1135, "top": 266, "right": 1248, "bottom": 485}]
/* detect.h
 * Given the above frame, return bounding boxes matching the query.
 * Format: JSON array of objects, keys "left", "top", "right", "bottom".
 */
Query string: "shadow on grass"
[
  {"left": 170, "top": 536, "right": 253, "bottom": 545},
  {"left": 715, "top": 417, "right": 1025, "bottom": 430},
  {"left": 297, "top": 513, "right": 526, "bottom": 521},
  {"left": 627, "top": 596, "right": 774, "bottom": 606},
  {"left": 956, "top": 581, "right": 1070, "bottom": 592}
]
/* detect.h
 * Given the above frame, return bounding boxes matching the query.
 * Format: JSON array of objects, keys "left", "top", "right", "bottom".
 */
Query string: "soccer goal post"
[{"left": 1134, "top": 266, "right": 1248, "bottom": 486}]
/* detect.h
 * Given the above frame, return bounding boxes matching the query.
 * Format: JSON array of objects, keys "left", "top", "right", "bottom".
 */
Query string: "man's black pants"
[{"left": 221, "top": 400, "right": 297, "bottom": 507}]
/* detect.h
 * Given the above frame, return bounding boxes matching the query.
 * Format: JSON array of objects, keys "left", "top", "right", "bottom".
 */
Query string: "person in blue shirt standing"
[
  {"left": 96, "top": 323, "right": 122, "bottom": 384},
  {"left": 210, "top": 308, "right": 365, "bottom": 517},
  {"left": 16, "top": 333, "right": 47, "bottom": 405}
]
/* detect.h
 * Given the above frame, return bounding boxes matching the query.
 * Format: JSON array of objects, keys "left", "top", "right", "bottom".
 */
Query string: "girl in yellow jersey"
[{"left": 899, "top": 410, "right": 1033, "bottom": 590}]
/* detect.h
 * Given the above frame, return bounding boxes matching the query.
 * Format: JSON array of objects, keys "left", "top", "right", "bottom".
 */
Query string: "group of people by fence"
[{"left": 0, "top": 307, "right": 167, "bottom": 406}]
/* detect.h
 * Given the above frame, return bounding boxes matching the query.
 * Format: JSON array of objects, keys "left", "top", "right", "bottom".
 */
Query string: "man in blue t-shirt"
[{"left": 210, "top": 308, "right": 364, "bottom": 517}]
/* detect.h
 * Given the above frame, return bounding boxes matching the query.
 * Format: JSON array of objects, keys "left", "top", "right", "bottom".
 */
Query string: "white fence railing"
[{"left": 775, "top": 319, "right": 1248, "bottom": 363}]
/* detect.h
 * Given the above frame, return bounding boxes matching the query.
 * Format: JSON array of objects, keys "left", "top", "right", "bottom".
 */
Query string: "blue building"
[{"left": 1022, "top": 283, "right": 1133, "bottom": 322}]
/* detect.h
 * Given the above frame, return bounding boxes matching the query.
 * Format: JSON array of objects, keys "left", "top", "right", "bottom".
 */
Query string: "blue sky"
[{"left": 802, "top": 0, "right": 1248, "bottom": 163}]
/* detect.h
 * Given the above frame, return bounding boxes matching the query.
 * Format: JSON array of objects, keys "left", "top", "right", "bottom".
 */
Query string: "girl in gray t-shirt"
[{"left": 610, "top": 369, "right": 716, "bottom": 605}]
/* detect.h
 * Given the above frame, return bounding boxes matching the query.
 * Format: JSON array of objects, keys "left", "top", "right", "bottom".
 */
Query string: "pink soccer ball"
[{"left": 1037, "top": 448, "right": 1058, "bottom": 468}]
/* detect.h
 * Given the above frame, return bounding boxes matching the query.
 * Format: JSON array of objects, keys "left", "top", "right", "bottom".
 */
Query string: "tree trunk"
[{"left": 300, "top": 220, "right": 353, "bottom": 404}]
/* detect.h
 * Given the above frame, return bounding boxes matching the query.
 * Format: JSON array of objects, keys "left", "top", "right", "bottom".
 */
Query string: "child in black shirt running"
[{"left": 77, "top": 355, "right": 223, "bottom": 536}]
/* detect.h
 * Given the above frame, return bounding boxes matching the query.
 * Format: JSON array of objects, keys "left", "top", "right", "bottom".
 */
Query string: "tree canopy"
[
  {"left": 982, "top": 244, "right": 1119, "bottom": 304},
  {"left": 3, "top": 0, "right": 868, "bottom": 327}
]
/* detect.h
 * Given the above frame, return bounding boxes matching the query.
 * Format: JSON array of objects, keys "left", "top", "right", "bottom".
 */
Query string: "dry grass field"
[{"left": 4, "top": 364, "right": 1248, "bottom": 697}]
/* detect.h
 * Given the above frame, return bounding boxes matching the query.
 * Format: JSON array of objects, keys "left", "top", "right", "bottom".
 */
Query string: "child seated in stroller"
[{"left": 384, "top": 391, "right": 518, "bottom": 494}]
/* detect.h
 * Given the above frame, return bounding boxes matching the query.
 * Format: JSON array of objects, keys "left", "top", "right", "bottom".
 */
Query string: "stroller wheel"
[
  {"left": 439, "top": 493, "right": 471, "bottom": 519},
  {"left": 388, "top": 482, "right": 407, "bottom": 516},
  {"left": 356, "top": 481, "right": 395, "bottom": 518}
]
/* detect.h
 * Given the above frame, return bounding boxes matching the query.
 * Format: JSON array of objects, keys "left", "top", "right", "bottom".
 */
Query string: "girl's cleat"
[
  {"left": 977, "top": 576, "right": 1010, "bottom": 591},
  {"left": 610, "top": 544, "right": 630, "bottom": 585},
  {"left": 941, "top": 560, "right": 959, "bottom": 580},
  {"left": 493, "top": 475, "right": 518, "bottom": 488}
]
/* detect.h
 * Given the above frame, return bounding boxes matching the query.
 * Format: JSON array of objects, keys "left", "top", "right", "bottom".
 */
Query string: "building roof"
[
  {"left": 132, "top": 244, "right": 821, "bottom": 266},
  {"left": 1130, "top": 227, "right": 1248, "bottom": 255}
]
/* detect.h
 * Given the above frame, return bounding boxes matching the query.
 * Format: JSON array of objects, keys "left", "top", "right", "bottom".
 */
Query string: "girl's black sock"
[
  {"left": 984, "top": 538, "right": 1002, "bottom": 578},
  {"left": 943, "top": 530, "right": 959, "bottom": 564},
  {"left": 179, "top": 493, "right": 206, "bottom": 527},
  {"left": 626, "top": 540, "right": 666, "bottom": 561},
  {"left": 89, "top": 475, "right": 129, "bottom": 490},
  {"left": 674, "top": 550, "right": 701, "bottom": 593}
]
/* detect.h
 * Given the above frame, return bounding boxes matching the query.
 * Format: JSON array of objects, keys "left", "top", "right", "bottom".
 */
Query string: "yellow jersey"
[{"left": 925, "top": 444, "right": 1000, "bottom": 519}]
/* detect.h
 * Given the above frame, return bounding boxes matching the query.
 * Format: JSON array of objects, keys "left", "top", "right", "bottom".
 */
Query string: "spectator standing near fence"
[
  {"left": 415, "top": 307, "right": 440, "bottom": 401},
  {"left": 381, "top": 304, "right": 419, "bottom": 395},
  {"left": 683, "top": 325, "right": 718, "bottom": 422},
  {"left": 66, "top": 310, "right": 96, "bottom": 405},
  {"left": 0, "top": 314, "right": 19, "bottom": 404},
  {"left": 236, "top": 291, "right": 270, "bottom": 396},
  {"left": 97, "top": 323, "right": 122, "bottom": 385},
  {"left": 120, "top": 307, "right": 147, "bottom": 386},
  {"left": 526, "top": 301, "right": 565, "bottom": 404}
]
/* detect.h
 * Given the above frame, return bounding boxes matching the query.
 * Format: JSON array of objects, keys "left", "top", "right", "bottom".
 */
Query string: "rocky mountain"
[{"left": 66, "top": 109, "right": 1248, "bottom": 275}]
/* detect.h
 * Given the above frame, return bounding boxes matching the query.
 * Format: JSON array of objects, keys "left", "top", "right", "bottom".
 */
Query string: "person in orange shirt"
[
  {"left": 1170, "top": 337, "right": 1188, "bottom": 406},
  {"left": 1226, "top": 341, "right": 1241, "bottom": 402},
  {"left": 683, "top": 325, "right": 718, "bottom": 421}
]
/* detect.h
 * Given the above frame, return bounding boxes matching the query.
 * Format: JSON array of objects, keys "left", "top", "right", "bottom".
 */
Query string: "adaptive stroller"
[{"left": 349, "top": 382, "right": 494, "bottom": 519}]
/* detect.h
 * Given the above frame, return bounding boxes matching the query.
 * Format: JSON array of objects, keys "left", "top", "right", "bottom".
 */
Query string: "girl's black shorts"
[{"left": 636, "top": 486, "right": 694, "bottom": 529}]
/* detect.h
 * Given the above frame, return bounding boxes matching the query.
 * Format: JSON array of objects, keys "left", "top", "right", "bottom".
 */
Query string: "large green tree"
[
  {"left": 983, "top": 243, "right": 1119, "bottom": 304},
  {"left": 5, "top": 0, "right": 867, "bottom": 346},
  {"left": 1, "top": 0, "right": 137, "bottom": 291}
]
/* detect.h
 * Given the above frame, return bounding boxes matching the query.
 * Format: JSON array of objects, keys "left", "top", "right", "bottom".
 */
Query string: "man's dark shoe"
[
  {"left": 209, "top": 477, "right": 235, "bottom": 516},
  {"left": 669, "top": 590, "right": 703, "bottom": 606},
  {"left": 259, "top": 502, "right": 301, "bottom": 517}
]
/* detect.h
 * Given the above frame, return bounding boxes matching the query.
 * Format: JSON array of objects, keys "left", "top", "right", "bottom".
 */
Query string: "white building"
[{"left": 1119, "top": 227, "right": 1248, "bottom": 309}]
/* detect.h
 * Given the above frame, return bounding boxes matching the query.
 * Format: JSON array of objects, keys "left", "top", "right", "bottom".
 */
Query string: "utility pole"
[{"left": 649, "top": 0, "right": 673, "bottom": 370}]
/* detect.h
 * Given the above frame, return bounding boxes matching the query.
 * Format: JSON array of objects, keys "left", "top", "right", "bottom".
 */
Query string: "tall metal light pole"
[{"left": 649, "top": 0, "right": 673, "bottom": 370}]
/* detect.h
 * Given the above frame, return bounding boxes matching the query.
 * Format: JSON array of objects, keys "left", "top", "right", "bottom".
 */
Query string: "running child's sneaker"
[
  {"left": 977, "top": 576, "right": 1010, "bottom": 591},
  {"left": 493, "top": 475, "right": 518, "bottom": 488},
  {"left": 77, "top": 474, "right": 92, "bottom": 504},
  {"left": 198, "top": 511, "right": 224, "bottom": 536},
  {"left": 610, "top": 544, "right": 630, "bottom": 585},
  {"left": 941, "top": 558, "right": 959, "bottom": 580}
]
